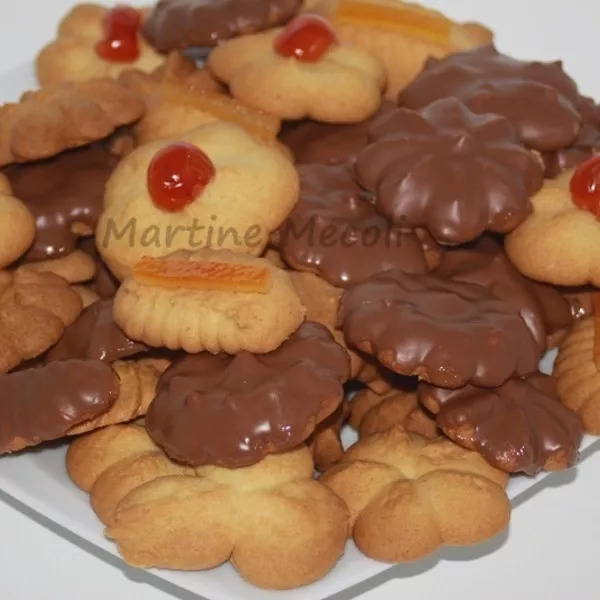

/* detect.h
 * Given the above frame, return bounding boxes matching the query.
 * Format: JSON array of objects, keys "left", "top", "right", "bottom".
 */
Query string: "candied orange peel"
[
  {"left": 593, "top": 293, "right": 600, "bottom": 369},
  {"left": 336, "top": 0, "right": 453, "bottom": 45},
  {"left": 133, "top": 256, "right": 272, "bottom": 293},
  {"left": 162, "top": 83, "right": 281, "bottom": 142}
]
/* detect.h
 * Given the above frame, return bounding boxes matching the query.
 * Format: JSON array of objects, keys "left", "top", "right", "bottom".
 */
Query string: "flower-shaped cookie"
[
  {"left": 67, "top": 424, "right": 349, "bottom": 589},
  {"left": 0, "top": 357, "right": 163, "bottom": 453},
  {"left": 143, "top": 0, "right": 303, "bottom": 51},
  {"left": 0, "top": 175, "right": 35, "bottom": 269},
  {"left": 114, "top": 250, "right": 306, "bottom": 354},
  {"left": 355, "top": 98, "right": 544, "bottom": 244},
  {"left": 146, "top": 321, "right": 349, "bottom": 466},
  {"left": 555, "top": 316, "right": 600, "bottom": 433},
  {"left": 320, "top": 426, "right": 510, "bottom": 563},
  {"left": 208, "top": 16, "right": 386, "bottom": 122},
  {"left": 505, "top": 168, "right": 600, "bottom": 286},
  {"left": 399, "top": 44, "right": 583, "bottom": 152},
  {"left": 36, "top": 4, "right": 164, "bottom": 88},
  {"left": 4, "top": 140, "right": 121, "bottom": 262},
  {"left": 96, "top": 121, "right": 299, "bottom": 279},
  {"left": 339, "top": 270, "right": 540, "bottom": 388},
  {"left": 0, "top": 268, "right": 82, "bottom": 373},
  {"left": 419, "top": 374, "right": 584, "bottom": 474},
  {"left": 274, "top": 163, "right": 435, "bottom": 287},
  {"left": 0, "top": 79, "right": 144, "bottom": 167}
]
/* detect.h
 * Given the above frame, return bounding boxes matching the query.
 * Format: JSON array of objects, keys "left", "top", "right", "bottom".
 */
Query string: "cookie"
[
  {"left": 308, "top": 401, "right": 349, "bottom": 471},
  {"left": 96, "top": 121, "right": 299, "bottom": 279},
  {"left": 0, "top": 268, "right": 82, "bottom": 373},
  {"left": 71, "top": 284, "right": 101, "bottom": 308},
  {"left": 67, "top": 424, "right": 349, "bottom": 589},
  {"left": 146, "top": 321, "right": 349, "bottom": 466},
  {"left": 36, "top": 4, "right": 164, "bottom": 88},
  {"left": 120, "top": 53, "right": 281, "bottom": 145},
  {"left": 0, "top": 358, "right": 165, "bottom": 454},
  {"left": 399, "top": 44, "right": 583, "bottom": 152},
  {"left": 320, "top": 426, "right": 510, "bottom": 563},
  {"left": 419, "top": 374, "right": 584, "bottom": 474},
  {"left": 311, "top": 0, "right": 492, "bottom": 99},
  {"left": 0, "top": 174, "right": 35, "bottom": 269},
  {"left": 22, "top": 250, "right": 96, "bottom": 284},
  {"left": 339, "top": 270, "right": 541, "bottom": 388},
  {"left": 143, "top": 0, "right": 302, "bottom": 51},
  {"left": 4, "top": 140, "right": 121, "bottom": 262},
  {"left": 349, "top": 385, "right": 437, "bottom": 439},
  {"left": 208, "top": 15, "right": 386, "bottom": 122},
  {"left": 505, "top": 166, "right": 600, "bottom": 286},
  {"left": 0, "top": 79, "right": 144, "bottom": 166},
  {"left": 355, "top": 98, "right": 544, "bottom": 244},
  {"left": 114, "top": 249, "right": 306, "bottom": 354},
  {"left": 273, "top": 163, "right": 436, "bottom": 287},
  {"left": 555, "top": 315, "right": 600, "bottom": 433}
]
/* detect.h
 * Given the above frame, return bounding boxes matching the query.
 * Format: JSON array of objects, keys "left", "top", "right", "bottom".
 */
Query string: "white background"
[{"left": 1, "top": 1, "right": 599, "bottom": 599}]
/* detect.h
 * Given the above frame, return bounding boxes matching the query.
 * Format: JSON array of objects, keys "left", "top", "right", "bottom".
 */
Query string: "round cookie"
[
  {"left": 339, "top": 270, "right": 541, "bottom": 388},
  {"left": 354, "top": 98, "right": 544, "bottom": 244},
  {"left": 146, "top": 321, "right": 349, "bottom": 466}
]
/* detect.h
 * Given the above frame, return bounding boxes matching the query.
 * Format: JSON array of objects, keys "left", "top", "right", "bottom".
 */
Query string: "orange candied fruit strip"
[
  {"left": 336, "top": 0, "right": 453, "bottom": 45},
  {"left": 133, "top": 256, "right": 272, "bottom": 293},
  {"left": 162, "top": 83, "right": 281, "bottom": 142},
  {"left": 593, "top": 293, "right": 600, "bottom": 369}
]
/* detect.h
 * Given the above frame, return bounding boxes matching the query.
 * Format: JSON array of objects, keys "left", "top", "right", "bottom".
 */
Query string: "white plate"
[{"left": 0, "top": 31, "right": 599, "bottom": 599}]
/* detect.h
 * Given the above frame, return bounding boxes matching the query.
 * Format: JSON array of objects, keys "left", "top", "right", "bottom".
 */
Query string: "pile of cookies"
[{"left": 1, "top": 0, "right": 599, "bottom": 591}]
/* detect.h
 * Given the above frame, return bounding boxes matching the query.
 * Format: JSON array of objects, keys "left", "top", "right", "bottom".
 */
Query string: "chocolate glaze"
[
  {"left": 435, "top": 238, "right": 546, "bottom": 351},
  {"left": 355, "top": 98, "right": 544, "bottom": 244},
  {"left": 0, "top": 359, "right": 117, "bottom": 454},
  {"left": 523, "top": 280, "right": 573, "bottom": 337},
  {"left": 146, "top": 322, "right": 350, "bottom": 467},
  {"left": 4, "top": 143, "right": 119, "bottom": 262},
  {"left": 399, "top": 44, "right": 582, "bottom": 152},
  {"left": 46, "top": 300, "right": 147, "bottom": 363},
  {"left": 563, "top": 286, "right": 595, "bottom": 320},
  {"left": 279, "top": 102, "right": 395, "bottom": 165},
  {"left": 419, "top": 373, "right": 584, "bottom": 475},
  {"left": 339, "top": 270, "right": 540, "bottom": 388},
  {"left": 273, "top": 163, "right": 432, "bottom": 287},
  {"left": 143, "top": 0, "right": 301, "bottom": 51}
]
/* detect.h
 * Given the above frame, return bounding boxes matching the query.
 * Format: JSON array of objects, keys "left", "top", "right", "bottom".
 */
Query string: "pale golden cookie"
[
  {"left": 0, "top": 79, "right": 145, "bottom": 166},
  {"left": 114, "top": 249, "right": 306, "bottom": 354},
  {"left": 505, "top": 171, "right": 600, "bottom": 286},
  {"left": 321, "top": 426, "right": 509, "bottom": 563},
  {"left": 36, "top": 4, "right": 164, "bottom": 88},
  {"left": 23, "top": 250, "right": 96, "bottom": 284},
  {"left": 0, "top": 268, "right": 82, "bottom": 373},
  {"left": 208, "top": 25, "right": 386, "bottom": 122},
  {"left": 349, "top": 386, "right": 438, "bottom": 438},
  {"left": 96, "top": 121, "right": 299, "bottom": 280},
  {"left": 308, "top": 402, "right": 349, "bottom": 471},
  {"left": 67, "top": 424, "right": 349, "bottom": 589},
  {"left": 72, "top": 284, "right": 101, "bottom": 308},
  {"left": 555, "top": 316, "right": 600, "bottom": 433},
  {"left": 0, "top": 175, "right": 35, "bottom": 268},
  {"left": 306, "top": 0, "right": 493, "bottom": 99}
]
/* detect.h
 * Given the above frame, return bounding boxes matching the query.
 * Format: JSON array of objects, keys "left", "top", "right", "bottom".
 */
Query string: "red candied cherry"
[
  {"left": 147, "top": 142, "right": 216, "bottom": 212},
  {"left": 274, "top": 14, "right": 337, "bottom": 62},
  {"left": 570, "top": 154, "right": 600, "bottom": 218},
  {"left": 95, "top": 5, "right": 142, "bottom": 62}
]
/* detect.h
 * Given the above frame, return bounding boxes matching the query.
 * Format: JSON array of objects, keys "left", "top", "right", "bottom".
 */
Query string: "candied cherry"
[
  {"left": 95, "top": 5, "right": 142, "bottom": 63},
  {"left": 570, "top": 155, "right": 600, "bottom": 218},
  {"left": 274, "top": 14, "right": 337, "bottom": 62},
  {"left": 147, "top": 142, "right": 216, "bottom": 212}
]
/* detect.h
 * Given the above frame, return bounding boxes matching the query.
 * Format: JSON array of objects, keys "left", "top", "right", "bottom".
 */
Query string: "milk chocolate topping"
[
  {"left": 273, "top": 164, "right": 432, "bottom": 287},
  {"left": 146, "top": 322, "right": 350, "bottom": 467},
  {"left": 0, "top": 359, "right": 117, "bottom": 454},
  {"left": 279, "top": 102, "right": 394, "bottom": 165},
  {"left": 4, "top": 143, "right": 119, "bottom": 261},
  {"left": 399, "top": 45, "right": 582, "bottom": 152},
  {"left": 143, "top": 0, "right": 301, "bottom": 51},
  {"left": 339, "top": 270, "right": 540, "bottom": 388},
  {"left": 524, "top": 280, "right": 573, "bottom": 336},
  {"left": 435, "top": 238, "right": 546, "bottom": 351},
  {"left": 46, "top": 300, "right": 147, "bottom": 363},
  {"left": 355, "top": 98, "right": 544, "bottom": 244},
  {"left": 419, "top": 374, "right": 584, "bottom": 475}
]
